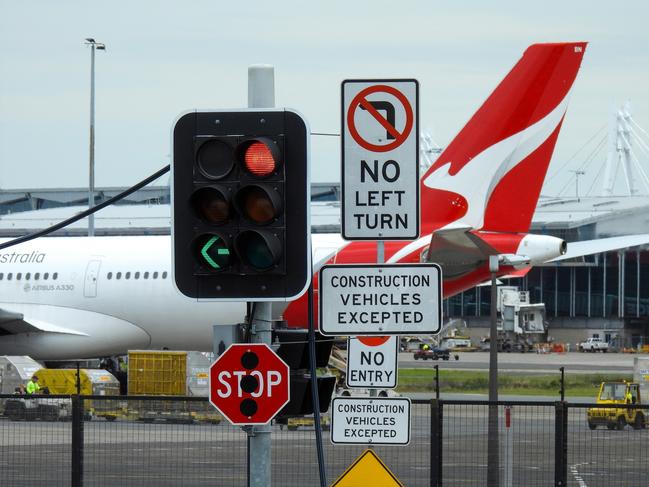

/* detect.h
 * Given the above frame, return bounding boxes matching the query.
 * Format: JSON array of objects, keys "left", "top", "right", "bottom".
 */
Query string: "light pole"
[
  {"left": 85, "top": 38, "right": 106, "bottom": 237},
  {"left": 487, "top": 254, "right": 500, "bottom": 486}
]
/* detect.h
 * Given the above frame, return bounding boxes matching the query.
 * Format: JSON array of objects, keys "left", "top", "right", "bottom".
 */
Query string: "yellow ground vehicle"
[{"left": 587, "top": 381, "right": 646, "bottom": 430}]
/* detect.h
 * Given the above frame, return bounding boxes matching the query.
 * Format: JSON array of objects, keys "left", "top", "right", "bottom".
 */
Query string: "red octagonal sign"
[{"left": 209, "top": 343, "right": 290, "bottom": 425}]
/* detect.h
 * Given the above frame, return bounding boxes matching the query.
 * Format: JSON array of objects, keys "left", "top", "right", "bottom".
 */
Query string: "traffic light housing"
[
  {"left": 172, "top": 110, "right": 310, "bottom": 300},
  {"left": 273, "top": 327, "right": 337, "bottom": 417}
]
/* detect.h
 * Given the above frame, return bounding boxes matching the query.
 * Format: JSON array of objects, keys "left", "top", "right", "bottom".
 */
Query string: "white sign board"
[
  {"left": 341, "top": 79, "right": 419, "bottom": 240},
  {"left": 331, "top": 397, "right": 411, "bottom": 445},
  {"left": 319, "top": 264, "right": 442, "bottom": 336},
  {"left": 347, "top": 336, "right": 398, "bottom": 389}
]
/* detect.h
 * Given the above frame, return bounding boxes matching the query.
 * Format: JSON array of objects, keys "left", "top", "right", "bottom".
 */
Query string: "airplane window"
[
  {"left": 162, "top": 271, "right": 168, "bottom": 279},
  {"left": 107, "top": 272, "right": 112, "bottom": 280},
  {"left": 0, "top": 273, "right": 3, "bottom": 280},
  {"left": 134, "top": 272, "right": 140, "bottom": 279},
  {"left": 35, "top": 273, "right": 40, "bottom": 280},
  {"left": 116, "top": 272, "right": 122, "bottom": 279},
  {"left": 7, "top": 273, "right": 12, "bottom": 280},
  {"left": 153, "top": 272, "right": 159, "bottom": 279},
  {"left": 53, "top": 272, "right": 58, "bottom": 280},
  {"left": 25, "top": 273, "right": 31, "bottom": 280},
  {"left": 16, "top": 273, "right": 21, "bottom": 280},
  {"left": 125, "top": 272, "right": 131, "bottom": 279},
  {"left": 144, "top": 272, "right": 149, "bottom": 279}
]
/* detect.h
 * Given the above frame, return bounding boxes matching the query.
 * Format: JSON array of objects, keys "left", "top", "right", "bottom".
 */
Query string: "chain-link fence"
[{"left": 1, "top": 394, "right": 648, "bottom": 486}]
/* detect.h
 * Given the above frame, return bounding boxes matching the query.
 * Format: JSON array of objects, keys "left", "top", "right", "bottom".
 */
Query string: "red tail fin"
[{"left": 420, "top": 42, "right": 587, "bottom": 234}]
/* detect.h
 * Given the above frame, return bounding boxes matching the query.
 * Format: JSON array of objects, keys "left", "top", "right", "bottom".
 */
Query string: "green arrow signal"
[{"left": 201, "top": 236, "right": 230, "bottom": 269}]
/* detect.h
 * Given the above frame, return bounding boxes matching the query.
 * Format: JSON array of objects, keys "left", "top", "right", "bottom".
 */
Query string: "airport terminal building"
[{"left": 2, "top": 185, "right": 649, "bottom": 346}]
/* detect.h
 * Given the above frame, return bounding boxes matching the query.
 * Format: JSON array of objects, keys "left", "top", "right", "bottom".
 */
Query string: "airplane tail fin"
[{"left": 420, "top": 42, "right": 587, "bottom": 235}]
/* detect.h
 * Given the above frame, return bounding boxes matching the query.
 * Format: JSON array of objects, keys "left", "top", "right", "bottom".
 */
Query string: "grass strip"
[{"left": 396, "top": 369, "right": 633, "bottom": 397}]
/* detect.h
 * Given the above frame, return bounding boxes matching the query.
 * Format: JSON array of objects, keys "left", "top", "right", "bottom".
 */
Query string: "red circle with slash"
[{"left": 347, "top": 84, "right": 414, "bottom": 152}]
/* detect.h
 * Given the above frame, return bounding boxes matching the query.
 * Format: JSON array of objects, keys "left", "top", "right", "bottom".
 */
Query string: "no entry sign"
[
  {"left": 341, "top": 79, "right": 419, "bottom": 240},
  {"left": 209, "top": 344, "right": 290, "bottom": 425},
  {"left": 347, "top": 336, "right": 398, "bottom": 389}
]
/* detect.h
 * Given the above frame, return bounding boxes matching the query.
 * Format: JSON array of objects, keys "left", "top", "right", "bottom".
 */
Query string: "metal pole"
[
  {"left": 308, "top": 282, "right": 327, "bottom": 487},
  {"left": 504, "top": 406, "right": 513, "bottom": 487},
  {"left": 371, "top": 240, "right": 385, "bottom": 402},
  {"left": 487, "top": 255, "right": 500, "bottom": 487},
  {"left": 248, "top": 302, "right": 272, "bottom": 487},
  {"left": 434, "top": 364, "right": 440, "bottom": 400},
  {"left": 88, "top": 43, "right": 96, "bottom": 237},
  {"left": 559, "top": 367, "right": 565, "bottom": 402},
  {"left": 246, "top": 65, "right": 274, "bottom": 487}
]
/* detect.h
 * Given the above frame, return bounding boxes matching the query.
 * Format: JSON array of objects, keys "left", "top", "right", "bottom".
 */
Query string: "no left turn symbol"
[{"left": 347, "top": 84, "right": 414, "bottom": 152}]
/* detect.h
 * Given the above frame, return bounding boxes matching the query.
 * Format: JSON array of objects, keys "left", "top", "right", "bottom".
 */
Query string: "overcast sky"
[{"left": 1, "top": 1, "right": 648, "bottom": 197}]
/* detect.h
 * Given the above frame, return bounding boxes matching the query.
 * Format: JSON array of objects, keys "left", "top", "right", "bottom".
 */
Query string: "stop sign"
[{"left": 209, "top": 343, "right": 290, "bottom": 425}]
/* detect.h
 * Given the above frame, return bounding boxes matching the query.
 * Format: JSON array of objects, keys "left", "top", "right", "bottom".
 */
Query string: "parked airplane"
[{"left": 0, "top": 41, "right": 633, "bottom": 360}]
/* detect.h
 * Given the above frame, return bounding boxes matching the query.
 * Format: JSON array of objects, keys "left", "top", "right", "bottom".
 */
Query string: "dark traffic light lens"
[
  {"left": 197, "top": 140, "right": 234, "bottom": 179},
  {"left": 235, "top": 185, "right": 281, "bottom": 224},
  {"left": 191, "top": 187, "right": 230, "bottom": 224},
  {"left": 194, "top": 234, "right": 231, "bottom": 270},
  {"left": 239, "top": 139, "right": 280, "bottom": 177},
  {"left": 235, "top": 230, "right": 281, "bottom": 270}
]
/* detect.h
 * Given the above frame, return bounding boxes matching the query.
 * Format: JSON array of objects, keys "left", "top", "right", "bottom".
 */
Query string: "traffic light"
[
  {"left": 273, "top": 327, "right": 337, "bottom": 417},
  {"left": 172, "top": 110, "right": 310, "bottom": 300}
]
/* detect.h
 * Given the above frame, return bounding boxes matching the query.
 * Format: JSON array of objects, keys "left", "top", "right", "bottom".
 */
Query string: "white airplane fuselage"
[{"left": 0, "top": 234, "right": 345, "bottom": 359}]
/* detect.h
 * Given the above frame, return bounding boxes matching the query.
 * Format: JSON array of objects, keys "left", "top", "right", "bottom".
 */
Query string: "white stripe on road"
[{"left": 570, "top": 462, "right": 589, "bottom": 487}]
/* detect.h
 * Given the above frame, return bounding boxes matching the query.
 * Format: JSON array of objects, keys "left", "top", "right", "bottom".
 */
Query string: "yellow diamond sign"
[{"left": 331, "top": 449, "right": 404, "bottom": 486}]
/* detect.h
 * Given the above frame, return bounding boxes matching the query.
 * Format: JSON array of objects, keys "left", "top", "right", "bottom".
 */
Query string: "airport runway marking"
[{"left": 570, "top": 462, "right": 589, "bottom": 486}]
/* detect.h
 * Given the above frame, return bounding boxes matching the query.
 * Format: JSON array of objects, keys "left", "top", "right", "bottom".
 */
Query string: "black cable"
[
  {"left": 0, "top": 165, "right": 170, "bottom": 251},
  {"left": 308, "top": 280, "right": 327, "bottom": 487}
]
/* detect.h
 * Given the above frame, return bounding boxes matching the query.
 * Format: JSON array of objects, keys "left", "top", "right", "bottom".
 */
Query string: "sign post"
[{"left": 341, "top": 79, "right": 419, "bottom": 241}]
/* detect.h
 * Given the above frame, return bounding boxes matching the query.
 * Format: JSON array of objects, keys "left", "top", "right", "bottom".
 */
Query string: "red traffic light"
[{"left": 239, "top": 139, "right": 280, "bottom": 177}]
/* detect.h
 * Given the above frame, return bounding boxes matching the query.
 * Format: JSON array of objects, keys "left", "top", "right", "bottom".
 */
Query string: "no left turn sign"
[{"left": 342, "top": 79, "right": 419, "bottom": 240}]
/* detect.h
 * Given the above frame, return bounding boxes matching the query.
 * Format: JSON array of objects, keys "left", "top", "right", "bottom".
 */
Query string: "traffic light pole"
[
  {"left": 248, "top": 302, "right": 272, "bottom": 487},
  {"left": 247, "top": 64, "right": 275, "bottom": 487}
]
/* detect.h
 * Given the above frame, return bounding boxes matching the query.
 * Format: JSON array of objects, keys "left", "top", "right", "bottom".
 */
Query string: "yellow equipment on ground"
[
  {"left": 587, "top": 381, "right": 646, "bottom": 430},
  {"left": 34, "top": 368, "right": 122, "bottom": 421},
  {"left": 126, "top": 350, "right": 221, "bottom": 424}
]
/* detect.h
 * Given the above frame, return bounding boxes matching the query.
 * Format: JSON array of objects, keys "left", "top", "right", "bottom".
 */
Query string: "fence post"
[
  {"left": 71, "top": 395, "right": 85, "bottom": 487},
  {"left": 554, "top": 401, "right": 568, "bottom": 487},
  {"left": 430, "top": 399, "right": 443, "bottom": 487}
]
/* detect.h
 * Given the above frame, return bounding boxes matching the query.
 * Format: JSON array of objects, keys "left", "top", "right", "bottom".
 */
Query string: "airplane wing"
[
  {"left": 424, "top": 226, "right": 498, "bottom": 278},
  {"left": 549, "top": 234, "right": 649, "bottom": 262},
  {"left": 0, "top": 308, "right": 87, "bottom": 335}
]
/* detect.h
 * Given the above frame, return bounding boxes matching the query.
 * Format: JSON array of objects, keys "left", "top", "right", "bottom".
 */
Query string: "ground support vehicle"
[
  {"left": 4, "top": 367, "right": 120, "bottom": 421},
  {"left": 587, "top": 381, "right": 646, "bottom": 430},
  {"left": 413, "top": 348, "right": 450, "bottom": 361},
  {"left": 579, "top": 337, "right": 609, "bottom": 352},
  {"left": 4, "top": 396, "right": 69, "bottom": 421},
  {"left": 37, "top": 368, "right": 123, "bottom": 421}
]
